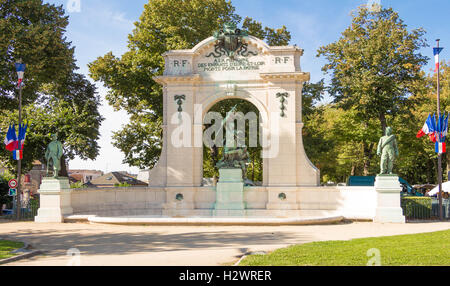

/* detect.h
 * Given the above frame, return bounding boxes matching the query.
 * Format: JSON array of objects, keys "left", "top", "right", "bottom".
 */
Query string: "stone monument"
[
  {"left": 35, "top": 135, "right": 73, "bottom": 223},
  {"left": 213, "top": 105, "right": 249, "bottom": 216},
  {"left": 374, "top": 127, "right": 405, "bottom": 223}
]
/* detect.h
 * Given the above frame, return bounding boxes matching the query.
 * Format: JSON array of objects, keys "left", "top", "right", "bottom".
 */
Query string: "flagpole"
[
  {"left": 436, "top": 39, "right": 443, "bottom": 221},
  {"left": 15, "top": 60, "right": 23, "bottom": 220}
]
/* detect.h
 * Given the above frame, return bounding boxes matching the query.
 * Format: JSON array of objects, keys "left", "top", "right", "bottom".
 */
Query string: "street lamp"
[{"left": 14, "top": 59, "right": 26, "bottom": 220}]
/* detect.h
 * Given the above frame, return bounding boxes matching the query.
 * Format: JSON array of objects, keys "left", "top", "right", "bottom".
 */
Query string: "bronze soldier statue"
[
  {"left": 377, "top": 127, "right": 399, "bottom": 175},
  {"left": 45, "top": 134, "right": 64, "bottom": 178}
]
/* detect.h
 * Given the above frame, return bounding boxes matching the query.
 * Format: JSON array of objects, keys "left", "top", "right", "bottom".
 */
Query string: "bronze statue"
[
  {"left": 45, "top": 134, "right": 64, "bottom": 178},
  {"left": 377, "top": 127, "right": 399, "bottom": 175},
  {"left": 215, "top": 106, "right": 251, "bottom": 178}
]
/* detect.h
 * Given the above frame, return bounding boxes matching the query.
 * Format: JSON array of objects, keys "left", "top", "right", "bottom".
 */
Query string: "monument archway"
[
  {"left": 146, "top": 25, "right": 320, "bottom": 189},
  {"left": 202, "top": 96, "right": 265, "bottom": 185}
]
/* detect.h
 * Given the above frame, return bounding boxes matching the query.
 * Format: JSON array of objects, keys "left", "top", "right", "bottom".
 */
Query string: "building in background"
[
  {"left": 89, "top": 172, "right": 147, "bottom": 188},
  {"left": 68, "top": 169, "right": 103, "bottom": 184}
]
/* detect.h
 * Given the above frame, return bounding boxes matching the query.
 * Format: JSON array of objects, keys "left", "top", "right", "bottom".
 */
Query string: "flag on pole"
[
  {"left": 443, "top": 113, "right": 449, "bottom": 139},
  {"left": 436, "top": 142, "right": 446, "bottom": 154},
  {"left": 430, "top": 113, "right": 438, "bottom": 143},
  {"left": 417, "top": 114, "right": 435, "bottom": 140},
  {"left": 434, "top": 47, "right": 444, "bottom": 73},
  {"left": 4, "top": 124, "right": 18, "bottom": 151},
  {"left": 13, "top": 149, "right": 22, "bottom": 160},
  {"left": 17, "top": 123, "right": 28, "bottom": 150}
]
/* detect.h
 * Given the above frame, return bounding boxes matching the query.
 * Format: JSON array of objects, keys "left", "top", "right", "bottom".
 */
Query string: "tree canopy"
[{"left": 0, "top": 0, "right": 103, "bottom": 175}]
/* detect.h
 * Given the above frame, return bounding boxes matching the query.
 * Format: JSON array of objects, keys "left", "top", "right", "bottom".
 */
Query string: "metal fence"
[
  {"left": 402, "top": 197, "right": 449, "bottom": 222},
  {"left": 1, "top": 197, "right": 39, "bottom": 221}
]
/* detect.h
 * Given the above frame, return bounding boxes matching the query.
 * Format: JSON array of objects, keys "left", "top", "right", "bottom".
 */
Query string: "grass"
[
  {"left": 0, "top": 240, "right": 25, "bottom": 260},
  {"left": 239, "top": 230, "right": 450, "bottom": 266}
]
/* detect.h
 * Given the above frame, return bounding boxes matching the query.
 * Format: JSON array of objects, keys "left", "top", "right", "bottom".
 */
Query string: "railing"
[
  {"left": 401, "top": 196, "right": 449, "bottom": 221},
  {"left": 1, "top": 196, "right": 39, "bottom": 221}
]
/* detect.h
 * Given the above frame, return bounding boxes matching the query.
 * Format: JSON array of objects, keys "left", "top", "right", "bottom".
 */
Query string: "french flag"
[
  {"left": 18, "top": 123, "right": 28, "bottom": 150},
  {"left": 4, "top": 124, "right": 18, "bottom": 152},
  {"left": 13, "top": 149, "right": 22, "bottom": 160},
  {"left": 436, "top": 142, "right": 446, "bottom": 154},
  {"left": 434, "top": 47, "right": 444, "bottom": 73},
  {"left": 417, "top": 114, "right": 437, "bottom": 142}
]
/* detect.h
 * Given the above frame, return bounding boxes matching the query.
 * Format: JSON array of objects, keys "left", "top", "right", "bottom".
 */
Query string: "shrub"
[
  {"left": 114, "top": 183, "right": 131, "bottom": 188},
  {"left": 401, "top": 196, "right": 432, "bottom": 219}
]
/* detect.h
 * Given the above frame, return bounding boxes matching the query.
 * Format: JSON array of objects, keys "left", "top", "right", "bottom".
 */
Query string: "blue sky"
[{"left": 43, "top": 0, "right": 448, "bottom": 173}]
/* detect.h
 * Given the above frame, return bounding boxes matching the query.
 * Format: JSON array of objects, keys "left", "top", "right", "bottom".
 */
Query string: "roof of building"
[
  {"left": 69, "top": 169, "right": 104, "bottom": 174},
  {"left": 89, "top": 172, "right": 147, "bottom": 186},
  {"left": 69, "top": 174, "right": 84, "bottom": 183}
]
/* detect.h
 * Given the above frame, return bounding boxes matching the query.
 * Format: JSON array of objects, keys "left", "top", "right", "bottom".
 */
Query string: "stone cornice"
[
  {"left": 154, "top": 74, "right": 201, "bottom": 85},
  {"left": 260, "top": 72, "right": 310, "bottom": 82}
]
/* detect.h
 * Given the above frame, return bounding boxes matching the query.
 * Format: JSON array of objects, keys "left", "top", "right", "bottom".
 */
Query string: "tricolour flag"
[
  {"left": 434, "top": 47, "right": 444, "bottom": 73},
  {"left": 417, "top": 114, "right": 434, "bottom": 139},
  {"left": 13, "top": 149, "right": 22, "bottom": 160},
  {"left": 436, "top": 142, "right": 446, "bottom": 154},
  {"left": 4, "top": 124, "right": 18, "bottom": 152},
  {"left": 17, "top": 123, "right": 28, "bottom": 150}
]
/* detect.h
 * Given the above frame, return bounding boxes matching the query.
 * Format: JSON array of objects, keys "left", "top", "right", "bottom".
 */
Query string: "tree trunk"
[
  {"left": 59, "top": 155, "right": 68, "bottom": 178},
  {"left": 351, "top": 164, "right": 356, "bottom": 176},
  {"left": 363, "top": 142, "right": 375, "bottom": 176},
  {"left": 379, "top": 113, "right": 387, "bottom": 135}
]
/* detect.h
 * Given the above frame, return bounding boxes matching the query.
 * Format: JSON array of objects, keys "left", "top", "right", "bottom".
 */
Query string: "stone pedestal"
[
  {"left": 35, "top": 178, "right": 73, "bottom": 223},
  {"left": 373, "top": 175, "right": 405, "bottom": 223},
  {"left": 214, "top": 169, "right": 246, "bottom": 216}
]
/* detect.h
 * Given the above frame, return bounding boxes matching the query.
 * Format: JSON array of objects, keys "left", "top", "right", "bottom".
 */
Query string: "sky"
[{"left": 43, "top": 0, "right": 449, "bottom": 174}]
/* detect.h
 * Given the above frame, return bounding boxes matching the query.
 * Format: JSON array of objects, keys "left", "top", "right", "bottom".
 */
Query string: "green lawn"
[
  {"left": 0, "top": 240, "right": 24, "bottom": 260},
  {"left": 240, "top": 230, "right": 450, "bottom": 266}
]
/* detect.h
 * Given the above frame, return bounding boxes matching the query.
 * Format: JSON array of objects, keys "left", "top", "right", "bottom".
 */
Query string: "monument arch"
[{"left": 146, "top": 28, "right": 320, "bottom": 189}]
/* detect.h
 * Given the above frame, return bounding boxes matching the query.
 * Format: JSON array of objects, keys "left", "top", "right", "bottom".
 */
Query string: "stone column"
[
  {"left": 373, "top": 175, "right": 405, "bottom": 223},
  {"left": 35, "top": 178, "right": 73, "bottom": 223}
]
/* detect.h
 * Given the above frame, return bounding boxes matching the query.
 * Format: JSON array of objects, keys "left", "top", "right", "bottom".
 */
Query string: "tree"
[
  {"left": 0, "top": 171, "right": 14, "bottom": 208},
  {"left": 0, "top": 73, "right": 104, "bottom": 175},
  {"left": 89, "top": 0, "right": 291, "bottom": 170},
  {"left": 0, "top": 0, "right": 76, "bottom": 109},
  {"left": 0, "top": 1, "right": 103, "bottom": 175},
  {"left": 317, "top": 6, "right": 428, "bottom": 175}
]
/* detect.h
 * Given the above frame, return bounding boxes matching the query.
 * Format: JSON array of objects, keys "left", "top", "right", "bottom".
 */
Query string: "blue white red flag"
[
  {"left": 17, "top": 123, "right": 27, "bottom": 150},
  {"left": 13, "top": 149, "right": 22, "bottom": 160},
  {"left": 434, "top": 47, "right": 444, "bottom": 73},
  {"left": 436, "top": 142, "right": 446, "bottom": 154},
  {"left": 4, "top": 124, "right": 18, "bottom": 151},
  {"left": 417, "top": 114, "right": 434, "bottom": 140}
]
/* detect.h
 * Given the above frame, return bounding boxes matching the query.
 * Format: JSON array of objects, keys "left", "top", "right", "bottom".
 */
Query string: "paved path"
[{"left": 1, "top": 221, "right": 449, "bottom": 266}]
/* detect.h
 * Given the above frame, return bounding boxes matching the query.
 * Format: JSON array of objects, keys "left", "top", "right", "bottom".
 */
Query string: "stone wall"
[{"left": 70, "top": 186, "right": 378, "bottom": 220}]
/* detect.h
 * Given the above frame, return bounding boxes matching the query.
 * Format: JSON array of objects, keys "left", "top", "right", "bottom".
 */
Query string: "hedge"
[{"left": 401, "top": 196, "right": 432, "bottom": 219}]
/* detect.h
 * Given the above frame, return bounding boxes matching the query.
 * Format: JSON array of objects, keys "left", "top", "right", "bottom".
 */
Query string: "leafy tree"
[
  {"left": 0, "top": 0, "right": 76, "bottom": 108},
  {"left": 0, "top": 1, "right": 103, "bottom": 175},
  {"left": 0, "top": 73, "right": 104, "bottom": 175},
  {"left": 317, "top": 6, "right": 428, "bottom": 175},
  {"left": 0, "top": 171, "right": 14, "bottom": 208},
  {"left": 89, "top": 0, "right": 291, "bottom": 170}
]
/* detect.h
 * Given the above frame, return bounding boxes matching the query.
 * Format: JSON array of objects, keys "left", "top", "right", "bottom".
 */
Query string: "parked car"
[{"left": 347, "top": 176, "right": 422, "bottom": 196}]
